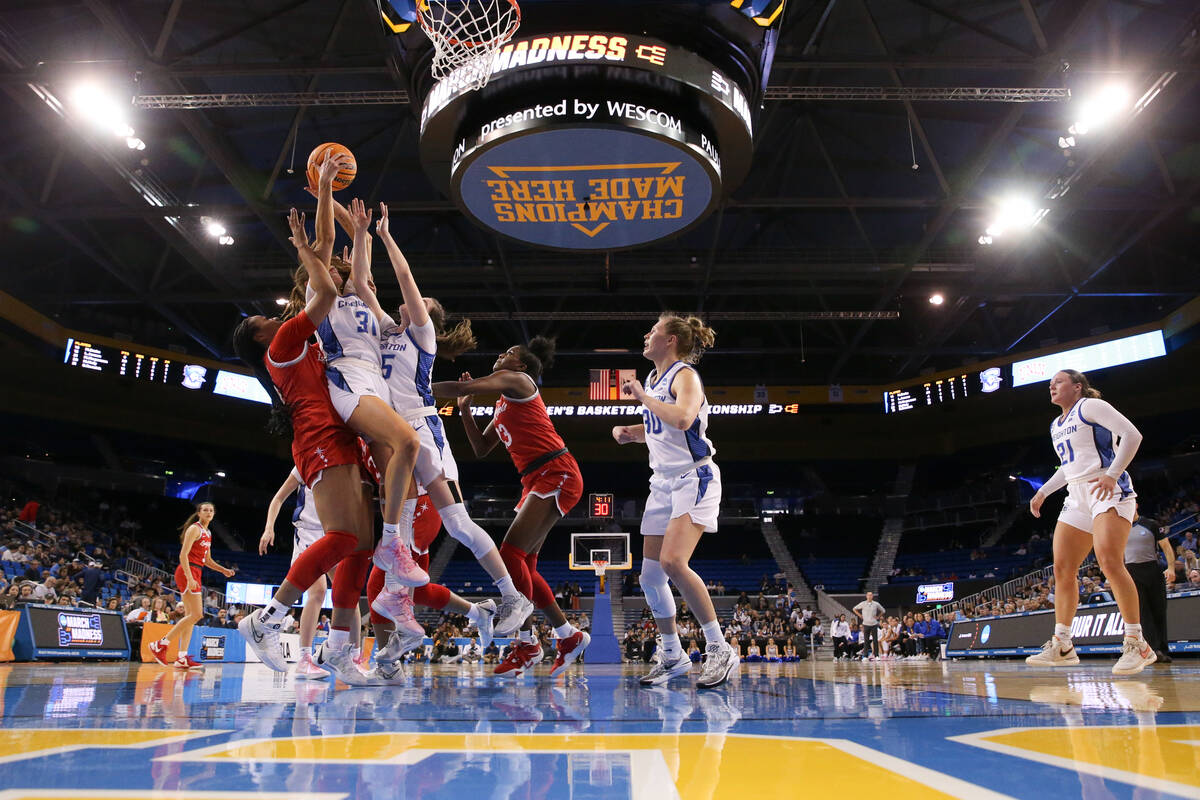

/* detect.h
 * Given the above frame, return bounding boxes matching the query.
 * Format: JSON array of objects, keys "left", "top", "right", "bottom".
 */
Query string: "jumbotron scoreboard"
[{"left": 380, "top": 0, "right": 784, "bottom": 251}]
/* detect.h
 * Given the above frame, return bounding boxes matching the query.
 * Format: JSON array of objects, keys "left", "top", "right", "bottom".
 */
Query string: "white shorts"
[
  {"left": 1057, "top": 481, "right": 1137, "bottom": 533},
  {"left": 412, "top": 416, "right": 460, "bottom": 486},
  {"left": 640, "top": 461, "right": 721, "bottom": 536},
  {"left": 326, "top": 358, "right": 390, "bottom": 424},
  {"left": 291, "top": 525, "right": 324, "bottom": 565}
]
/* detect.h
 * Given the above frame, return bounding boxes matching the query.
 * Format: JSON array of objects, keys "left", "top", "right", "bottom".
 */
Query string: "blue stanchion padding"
[{"left": 586, "top": 577, "right": 622, "bottom": 663}]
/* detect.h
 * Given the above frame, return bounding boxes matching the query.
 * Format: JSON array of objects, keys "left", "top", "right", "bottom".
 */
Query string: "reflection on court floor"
[{"left": 0, "top": 661, "right": 1196, "bottom": 799}]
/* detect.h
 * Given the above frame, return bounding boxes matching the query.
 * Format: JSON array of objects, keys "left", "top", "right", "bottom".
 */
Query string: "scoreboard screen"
[
  {"left": 883, "top": 368, "right": 1005, "bottom": 415},
  {"left": 63, "top": 337, "right": 271, "bottom": 405},
  {"left": 590, "top": 493, "right": 614, "bottom": 518}
]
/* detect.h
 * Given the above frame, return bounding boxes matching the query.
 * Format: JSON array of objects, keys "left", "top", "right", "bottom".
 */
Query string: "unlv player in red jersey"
[
  {"left": 148, "top": 502, "right": 235, "bottom": 670},
  {"left": 433, "top": 337, "right": 590, "bottom": 677},
  {"left": 231, "top": 154, "right": 409, "bottom": 685}
]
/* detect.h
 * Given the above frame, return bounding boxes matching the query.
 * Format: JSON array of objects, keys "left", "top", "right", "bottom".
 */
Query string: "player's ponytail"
[
  {"left": 427, "top": 297, "right": 477, "bottom": 361},
  {"left": 1062, "top": 368, "right": 1102, "bottom": 399},
  {"left": 516, "top": 336, "right": 556, "bottom": 380},
  {"left": 232, "top": 318, "right": 294, "bottom": 437},
  {"left": 659, "top": 312, "right": 716, "bottom": 364},
  {"left": 283, "top": 264, "right": 308, "bottom": 321}
]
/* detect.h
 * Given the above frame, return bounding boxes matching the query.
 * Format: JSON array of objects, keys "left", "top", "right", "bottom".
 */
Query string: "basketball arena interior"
[{"left": 1, "top": 0, "right": 1199, "bottom": 797}]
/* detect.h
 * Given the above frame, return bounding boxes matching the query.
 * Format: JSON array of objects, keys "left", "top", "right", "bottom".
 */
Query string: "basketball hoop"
[
  {"left": 417, "top": 0, "right": 521, "bottom": 91},
  {"left": 592, "top": 558, "right": 609, "bottom": 593}
]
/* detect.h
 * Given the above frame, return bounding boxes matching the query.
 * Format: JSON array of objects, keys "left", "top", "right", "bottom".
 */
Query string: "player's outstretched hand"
[
  {"left": 457, "top": 371, "right": 473, "bottom": 412},
  {"left": 286, "top": 208, "right": 311, "bottom": 252},
  {"left": 376, "top": 203, "right": 392, "bottom": 240},
  {"left": 259, "top": 528, "right": 275, "bottom": 556},
  {"left": 317, "top": 151, "right": 350, "bottom": 187},
  {"left": 349, "top": 197, "right": 372, "bottom": 233}
]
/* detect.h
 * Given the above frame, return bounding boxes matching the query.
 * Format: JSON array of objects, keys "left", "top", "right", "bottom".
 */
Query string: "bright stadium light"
[
  {"left": 275, "top": 298, "right": 288, "bottom": 306},
  {"left": 202, "top": 218, "right": 226, "bottom": 238},
  {"left": 1069, "top": 84, "right": 1130, "bottom": 136},
  {"left": 125, "top": 136, "right": 146, "bottom": 150},
  {"left": 929, "top": 293, "right": 945, "bottom": 306},
  {"left": 69, "top": 83, "right": 135, "bottom": 138},
  {"left": 218, "top": 234, "right": 235, "bottom": 246},
  {"left": 984, "top": 195, "right": 1044, "bottom": 238}
]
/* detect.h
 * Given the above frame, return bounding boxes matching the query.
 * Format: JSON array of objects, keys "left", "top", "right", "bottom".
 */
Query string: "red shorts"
[
  {"left": 412, "top": 495, "right": 443, "bottom": 555},
  {"left": 516, "top": 453, "right": 584, "bottom": 517},
  {"left": 174, "top": 563, "right": 203, "bottom": 594},
  {"left": 293, "top": 428, "right": 361, "bottom": 487}
]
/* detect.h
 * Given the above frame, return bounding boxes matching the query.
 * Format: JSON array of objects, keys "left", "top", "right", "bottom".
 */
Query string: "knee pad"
[
  {"left": 499, "top": 542, "right": 533, "bottom": 597},
  {"left": 525, "top": 553, "right": 556, "bottom": 609},
  {"left": 331, "top": 549, "right": 371, "bottom": 610},
  {"left": 639, "top": 558, "right": 676, "bottom": 619},
  {"left": 366, "top": 566, "right": 385, "bottom": 604},
  {"left": 441, "top": 503, "right": 495, "bottom": 559},
  {"left": 413, "top": 581, "right": 451, "bottom": 610}
]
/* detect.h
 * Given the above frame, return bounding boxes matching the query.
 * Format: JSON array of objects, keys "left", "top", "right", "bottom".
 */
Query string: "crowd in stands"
[{"left": 622, "top": 585, "right": 811, "bottom": 663}]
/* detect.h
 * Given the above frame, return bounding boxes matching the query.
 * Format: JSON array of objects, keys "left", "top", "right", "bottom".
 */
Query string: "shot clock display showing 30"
[{"left": 590, "top": 493, "right": 614, "bottom": 518}]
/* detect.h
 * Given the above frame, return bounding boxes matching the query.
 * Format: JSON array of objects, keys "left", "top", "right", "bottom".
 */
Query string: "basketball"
[{"left": 306, "top": 142, "right": 356, "bottom": 191}]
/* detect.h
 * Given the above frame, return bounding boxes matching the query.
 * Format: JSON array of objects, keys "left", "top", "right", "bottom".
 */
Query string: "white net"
[{"left": 418, "top": 0, "right": 521, "bottom": 91}]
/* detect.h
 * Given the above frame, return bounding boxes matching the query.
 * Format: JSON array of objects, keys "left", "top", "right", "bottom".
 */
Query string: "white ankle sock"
[
  {"left": 494, "top": 575, "right": 520, "bottom": 599},
  {"left": 327, "top": 628, "right": 349, "bottom": 650},
  {"left": 1054, "top": 623, "right": 1072, "bottom": 642},
  {"left": 1124, "top": 622, "right": 1143, "bottom": 641},
  {"left": 398, "top": 499, "right": 417, "bottom": 548},
  {"left": 701, "top": 620, "right": 723, "bottom": 645},
  {"left": 553, "top": 622, "right": 576, "bottom": 639},
  {"left": 661, "top": 632, "right": 682, "bottom": 659}
]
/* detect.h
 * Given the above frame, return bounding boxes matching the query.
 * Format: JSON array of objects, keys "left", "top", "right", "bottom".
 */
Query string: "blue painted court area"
[{"left": 0, "top": 660, "right": 1197, "bottom": 799}]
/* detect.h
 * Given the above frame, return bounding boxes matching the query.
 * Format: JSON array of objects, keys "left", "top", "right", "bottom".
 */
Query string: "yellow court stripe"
[
  {"left": 159, "top": 731, "right": 1007, "bottom": 799},
  {"left": 950, "top": 725, "right": 1200, "bottom": 799},
  {"left": 0, "top": 729, "right": 219, "bottom": 765}
]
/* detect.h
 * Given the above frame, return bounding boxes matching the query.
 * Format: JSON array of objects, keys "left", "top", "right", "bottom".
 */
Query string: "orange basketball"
[{"left": 306, "top": 142, "right": 356, "bottom": 191}]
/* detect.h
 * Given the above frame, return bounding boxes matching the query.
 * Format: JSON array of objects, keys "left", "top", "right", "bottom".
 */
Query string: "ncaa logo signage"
[
  {"left": 451, "top": 99, "right": 721, "bottom": 251},
  {"left": 980, "top": 624, "right": 991, "bottom": 644}
]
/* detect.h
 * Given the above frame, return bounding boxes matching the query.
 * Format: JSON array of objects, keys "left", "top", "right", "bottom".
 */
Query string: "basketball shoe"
[
  {"left": 550, "top": 631, "right": 591, "bottom": 677},
  {"left": 371, "top": 586, "right": 427, "bottom": 650},
  {"left": 696, "top": 642, "right": 740, "bottom": 690},
  {"left": 294, "top": 651, "right": 329, "bottom": 680},
  {"left": 495, "top": 641, "right": 543, "bottom": 676},
  {"left": 314, "top": 643, "right": 378, "bottom": 686},
  {"left": 492, "top": 593, "right": 535, "bottom": 637},
  {"left": 374, "top": 535, "right": 429, "bottom": 588},
  {"left": 148, "top": 639, "right": 170, "bottom": 666},
  {"left": 1112, "top": 636, "right": 1156, "bottom": 675},
  {"left": 640, "top": 651, "right": 693, "bottom": 686},
  {"left": 173, "top": 654, "right": 203, "bottom": 671},
  {"left": 239, "top": 612, "right": 288, "bottom": 672},
  {"left": 1024, "top": 635, "right": 1080, "bottom": 666}
]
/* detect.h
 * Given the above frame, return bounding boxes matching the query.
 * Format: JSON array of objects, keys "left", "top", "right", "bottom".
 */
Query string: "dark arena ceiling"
[{"left": 1, "top": 0, "right": 1198, "bottom": 385}]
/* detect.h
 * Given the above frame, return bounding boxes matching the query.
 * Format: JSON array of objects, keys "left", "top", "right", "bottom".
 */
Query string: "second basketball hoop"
[{"left": 417, "top": 0, "right": 521, "bottom": 90}]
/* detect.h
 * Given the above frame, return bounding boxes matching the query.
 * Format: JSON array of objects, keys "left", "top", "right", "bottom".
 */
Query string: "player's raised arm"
[
  {"left": 311, "top": 151, "right": 349, "bottom": 267},
  {"left": 376, "top": 203, "right": 430, "bottom": 328},
  {"left": 261, "top": 471, "right": 302, "bottom": 555},
  {"left": 450, "top": 371, "right": 502, "bottom": 457}
]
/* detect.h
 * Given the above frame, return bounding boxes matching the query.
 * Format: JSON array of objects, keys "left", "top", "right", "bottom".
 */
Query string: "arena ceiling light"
[
  {"left": 1068, "top": 84, "right": 1131, "bottom": 136},
  {"left": 928, "top": 293, "right": 945, "bottom": 306},
  {"left": 982, "top": 195, "right": 1047, "bottom": 242},
  {"left": 68, "top": 82, "right": 136, "bottom": 140},
  {"left": 201, "top": 218, "right": 226, "bottom": 238}
]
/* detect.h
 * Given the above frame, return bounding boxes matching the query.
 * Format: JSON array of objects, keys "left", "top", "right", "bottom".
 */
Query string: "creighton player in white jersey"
[
  {"left": 311, "top": 197, "right": 425, "bottom": 586},
  {"left": 368, "top": 201, "right": 532, "bottom": 637},
  {"left": 612, "top": 312, "right": 739, "bottom": 690},
  {"left": 1026, "top": 368, "right": 1154, "bottom": 675}
]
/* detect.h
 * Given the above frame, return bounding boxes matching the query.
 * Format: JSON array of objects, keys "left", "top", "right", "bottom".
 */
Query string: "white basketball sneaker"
[
  {"left": 1024, "top": 635, "right": 1080, "bottom": 666},
  {"left": 1112, "top": 636, "right": 1156, "bottom": 675}
]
